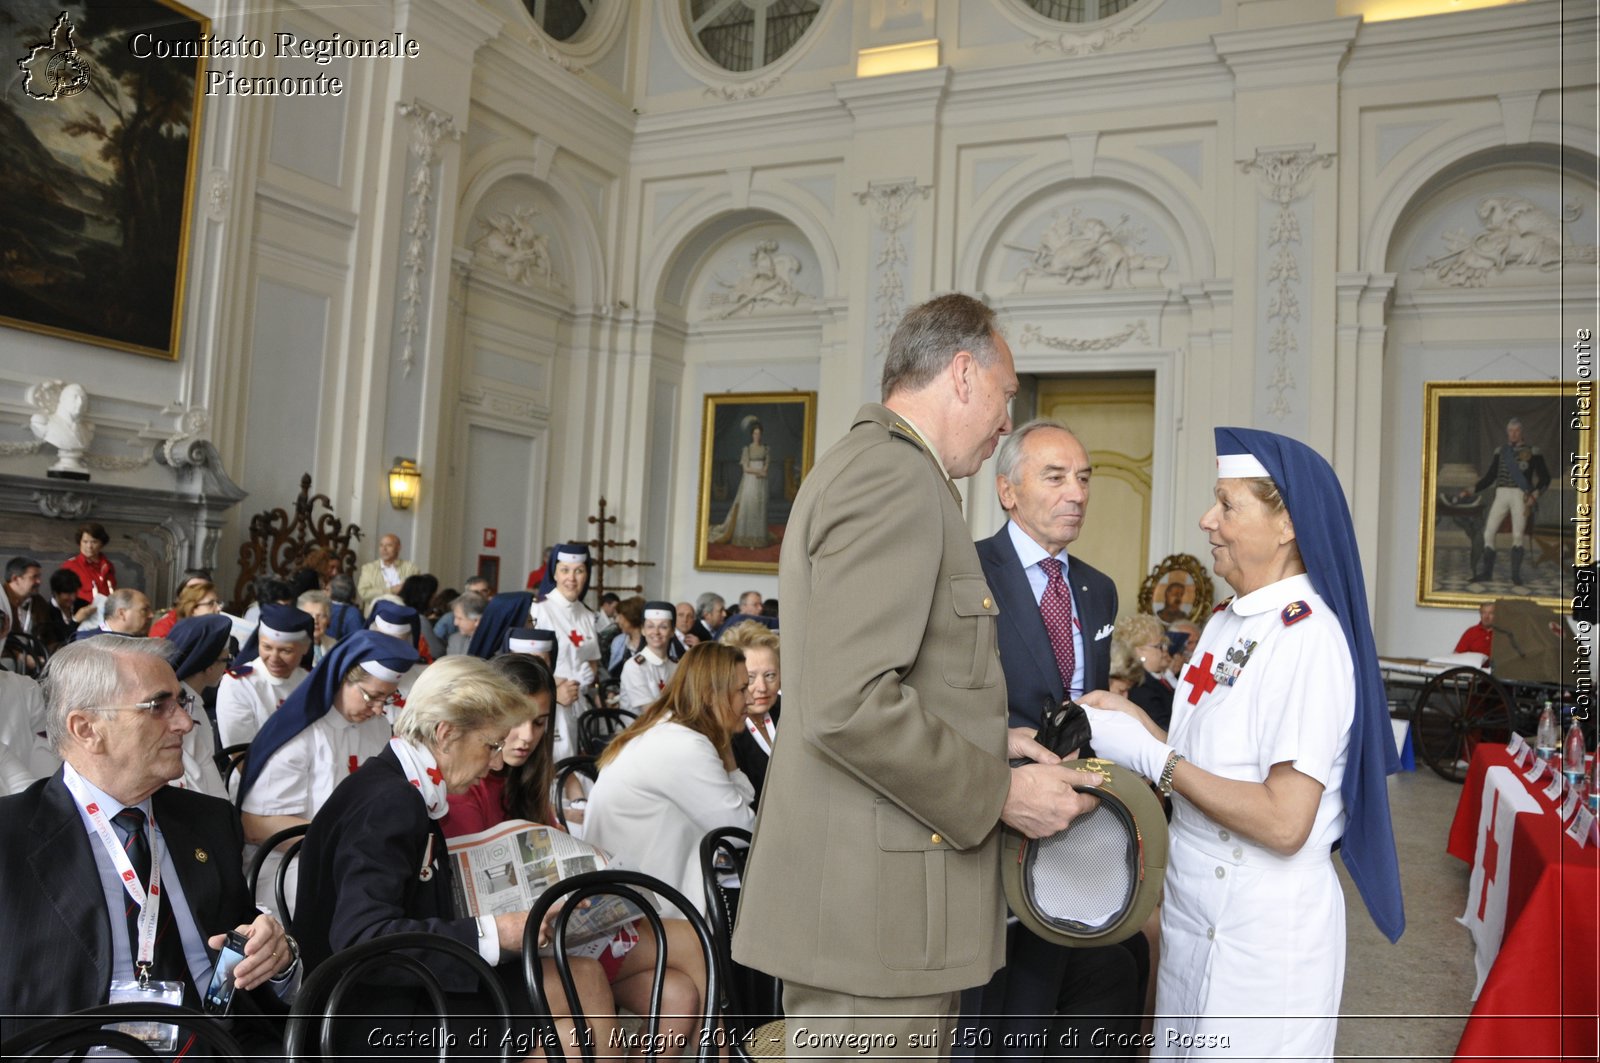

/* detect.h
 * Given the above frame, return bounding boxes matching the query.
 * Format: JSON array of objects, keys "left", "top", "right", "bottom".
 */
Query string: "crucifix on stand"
[{"left": 587, "top": 496, "right": 655, "bottom": 598}]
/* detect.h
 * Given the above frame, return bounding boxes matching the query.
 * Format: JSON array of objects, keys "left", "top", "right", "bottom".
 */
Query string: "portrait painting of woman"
[{"left": 697, "top": 392, "right": 816, "bottom": 573}]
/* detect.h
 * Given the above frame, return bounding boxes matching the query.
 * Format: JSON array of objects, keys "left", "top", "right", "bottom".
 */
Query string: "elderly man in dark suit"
[
  {"left": 967, "top": 420, "right": 1141, "bottom": 1059},
  {"left": 734, "top": 294, "right": 1102, "bottom": 1057},
  {"left": 0, "top": 636, "right": 297, "bottom": 1044}
]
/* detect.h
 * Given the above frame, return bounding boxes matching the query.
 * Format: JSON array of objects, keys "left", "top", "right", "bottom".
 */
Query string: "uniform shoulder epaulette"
[
  {"left": 1212, "top": 598, "right": 1233, "bottom": 615},
  {"left": 1281, "top": 600, "right": 1313, "bottom": 626},
  {"left": 226, "top": 665, "right": 252, "bottom": 679},
  {"left": 633, "top": 653, "right": 646, "bottom": 665}
]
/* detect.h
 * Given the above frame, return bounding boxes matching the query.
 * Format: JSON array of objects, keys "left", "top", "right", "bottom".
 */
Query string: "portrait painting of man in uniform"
[
  {"left": 697, "top": 391, "right": 817, "bottom": 573},
  {"left": 1420, "top": 381, "right": 1584, "bottom": 608}
]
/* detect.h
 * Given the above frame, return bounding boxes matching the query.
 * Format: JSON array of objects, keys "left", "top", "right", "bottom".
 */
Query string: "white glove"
[{"left": 1085, "top": 706, "right": 1173, "bottom": 782}]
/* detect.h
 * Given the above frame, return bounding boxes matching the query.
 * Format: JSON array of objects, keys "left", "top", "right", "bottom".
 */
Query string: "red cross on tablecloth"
[
  {"left": 1184, "top": 652, "right": 1218, "bottom": 705},
  {"left": 1477, "top": 789, "right": 1502, "bottom": 920}
]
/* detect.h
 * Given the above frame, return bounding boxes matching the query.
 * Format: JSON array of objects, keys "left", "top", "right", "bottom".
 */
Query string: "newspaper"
[{"left": 446, "top": 819, "right": 644, "bottom": 948}]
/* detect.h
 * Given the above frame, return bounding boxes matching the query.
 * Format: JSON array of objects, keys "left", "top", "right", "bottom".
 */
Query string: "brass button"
[
  {"left": 930, "top": 833, "right": 942, "bottom": 845},
  {"left": 982, "top": 597, "right": 992, "bottom": 610}
]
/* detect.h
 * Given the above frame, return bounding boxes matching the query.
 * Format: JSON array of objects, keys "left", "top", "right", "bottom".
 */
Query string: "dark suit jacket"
[
  {"left": 295, "top": 745, "right": 484, "bottom": 992},
  {"left": 975, "top": 524, "right": 1118, "bottom": 730},
  {"left": 0, "top": 772, "right": 268, "bottom": 1040}
]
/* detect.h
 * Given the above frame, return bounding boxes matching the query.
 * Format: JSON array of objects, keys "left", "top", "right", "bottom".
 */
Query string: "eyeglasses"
[
  {"left": 95, "top": 690, "right": 196, "bottom": 720},
  {"left": 354, "top": 686, "right": 401, "bottom": 709},
  {"left": 194, "top": 599, "right": 222, "bottom": 611},
  {"left": 482, "top": 739, "right": 505, "bottom": 754}
]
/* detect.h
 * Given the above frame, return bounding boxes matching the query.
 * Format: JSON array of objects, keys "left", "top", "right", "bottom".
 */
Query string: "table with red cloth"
[{"left": 1447, "top": 742, "right": 1599, "bottom": 1061}]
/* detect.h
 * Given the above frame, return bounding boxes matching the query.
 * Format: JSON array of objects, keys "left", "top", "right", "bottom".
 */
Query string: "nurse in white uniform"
[
  {"left": 215, "top": 604, "right": 312, "bottom": 748},
  {"left": 235, "top": 629, "right": 419, "bottom": 914},
  {"left": 161, "top": 614, "right": 235, "bottom": 799},
  {"left": 1083, "top": 427, "right": 1405, "bottom": 1062},
  {"left": 618, "top": 601, "right": 677, "bottom": 712},
  {"left": 530, "top": 543, "right": 601, "bottom": 763}
]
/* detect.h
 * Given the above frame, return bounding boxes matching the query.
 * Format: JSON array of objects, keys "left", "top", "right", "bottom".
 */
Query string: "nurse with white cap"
[{"left": 1081, "top": 426, "right": 1404, "bottom": 1061}]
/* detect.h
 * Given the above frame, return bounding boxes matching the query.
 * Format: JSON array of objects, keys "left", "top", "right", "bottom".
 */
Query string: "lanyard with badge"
[
  {"left": 85, "top": 800, "right": 186, "bottom": 1050},
  {"left": 743, "top": 716, "right": 776, "bottom": 757}
]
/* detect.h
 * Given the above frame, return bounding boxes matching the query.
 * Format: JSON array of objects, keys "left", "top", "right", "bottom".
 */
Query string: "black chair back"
[
  {"left": 245, "top": 823, "right": 310, "bottom": 925},
  {"left": 218, "top": 741, "right": 250, "bottom": 789},
  {"left": 285, "top": 931, "right": 514, "bottom": 1062},
  {"left": 576, "top": 708, "right": 635, "bottom": 756},
  {"left": 3, "top": 1001, "right": 245, "bottom": 1061},
  {"left": 522, "top": 869, "right": 720, "bottom": 1063},
  {"left": 553, "top": 755, "right": 598, "bottom": 834},
  {"left": 699, "top": 827, "right": 782, "bottom": 1039}
]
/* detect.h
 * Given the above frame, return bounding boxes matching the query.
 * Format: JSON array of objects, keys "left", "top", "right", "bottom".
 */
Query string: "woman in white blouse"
[
  {"left": 235, "top": 630, "right": 420, "bottom": 912},
  {"left": 584, "top": 642, "right": 756, "bottom": 918}
]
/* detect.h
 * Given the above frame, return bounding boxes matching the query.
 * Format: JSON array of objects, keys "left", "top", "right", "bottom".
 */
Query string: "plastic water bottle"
[
  {"left": 1564, "top": 718, "right": 1588, "bottom": 790},
  {"left": 1534, "top": 701, "right": 1559, "bottom": 761}
]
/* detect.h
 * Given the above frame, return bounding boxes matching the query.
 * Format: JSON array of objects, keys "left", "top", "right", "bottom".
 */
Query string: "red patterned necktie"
[{"left": 1038, "top": 556, "right": 1077, "bottom": 696}]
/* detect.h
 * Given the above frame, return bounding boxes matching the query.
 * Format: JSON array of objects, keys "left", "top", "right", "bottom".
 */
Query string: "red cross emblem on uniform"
[
  {"left": 658, "top": 680, "right": 666, "bottom": 690},
  {"left": 568, "top": 630, "right": 584, "bottom": 648},
  {"left": 348, "top": 755, "right": 359, "bottom": 774},
  {"left": 1184, "top": 652, "right": 1219, "bottom": 704}
]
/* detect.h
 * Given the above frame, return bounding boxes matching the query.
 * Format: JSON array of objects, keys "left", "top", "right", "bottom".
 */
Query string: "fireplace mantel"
[{"left": 0, "top": 440, "right": 247, "bottom": 607}]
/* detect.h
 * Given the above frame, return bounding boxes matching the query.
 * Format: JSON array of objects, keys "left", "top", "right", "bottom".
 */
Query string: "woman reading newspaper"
[
  {"left": 444, "top": 653, "right": 709, "bottom": 1055},
  {"left": 296, "top": 655, "right": 698, "bottom": 1058}
]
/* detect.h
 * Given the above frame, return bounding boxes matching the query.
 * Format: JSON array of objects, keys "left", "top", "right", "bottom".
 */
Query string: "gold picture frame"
[
  {"left": 1137, "top": 553, "right": 1215, "bottom": 624},
  {"left": 0, "top": 0, "right": 208, "bottom": 360},
  {"left": 1418, "top": 380, "right": 1581, "bottom": 609},
  {"left": 696, "top": 391, "right": 817, "bottom": 574}
]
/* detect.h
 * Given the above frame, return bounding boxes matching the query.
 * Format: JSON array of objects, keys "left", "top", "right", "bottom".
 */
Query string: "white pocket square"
[{"left": 1094, "top": 623, "right": 1113, "bottom": 640}]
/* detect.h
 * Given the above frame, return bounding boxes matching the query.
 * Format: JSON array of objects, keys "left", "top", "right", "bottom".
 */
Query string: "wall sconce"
[{"left": 387, "top": 457, "right": 421, "bottom": 510}]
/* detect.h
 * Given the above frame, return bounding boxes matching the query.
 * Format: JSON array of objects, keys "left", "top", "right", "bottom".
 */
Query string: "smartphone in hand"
[{"left": 202, "top": 930, "right": 250, "bottom": 1015}]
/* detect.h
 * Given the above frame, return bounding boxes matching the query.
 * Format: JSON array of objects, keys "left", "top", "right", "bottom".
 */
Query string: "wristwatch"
[{"left": 270, "top": 934, "right": 301, "bottom": 981}]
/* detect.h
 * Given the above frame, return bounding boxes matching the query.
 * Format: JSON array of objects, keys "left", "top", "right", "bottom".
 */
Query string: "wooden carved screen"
[{"left": 232, "top": 473, "right": 362, "bottom": 608}]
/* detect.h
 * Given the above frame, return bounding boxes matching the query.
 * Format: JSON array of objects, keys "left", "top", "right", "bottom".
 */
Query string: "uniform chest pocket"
[{"left": 940, "top": 574, "right": 999, "bottom": 690}]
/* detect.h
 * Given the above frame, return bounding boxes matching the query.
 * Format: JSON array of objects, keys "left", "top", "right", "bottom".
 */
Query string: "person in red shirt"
[
  {"left": 1455, "top": 601, "right": 1496, "bottom": 656},
  {"left": 59, "top": 522, "right": 116, "bottom": 604}
]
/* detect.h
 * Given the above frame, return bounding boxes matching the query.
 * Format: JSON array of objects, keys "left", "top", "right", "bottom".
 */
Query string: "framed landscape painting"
[
  {"left": 696, "top": 392, "right": 817, "bottom": 574},
  {"left": 0, "top": 0, "right": 207, "bottom": 359},
  {"left": 1418, "top": 380, "right": 1582, "bottom": 608}
]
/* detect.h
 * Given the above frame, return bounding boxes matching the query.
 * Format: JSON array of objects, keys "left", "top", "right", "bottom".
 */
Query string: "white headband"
[
  {"left": 371, "top": 617, "right": 411, "bottom": 638},
  {"left": 556, "top": 551, "right": 586, "bottom": 564},
  {"left": 258, "top": 623, "right": 310, "bottom": 643},
  {"left": 1216, "top": 453, "right": 1270, "bottom": 479},
  {"left": 509, "top": 636, "right": 556, "bottom": 654},
  {"left": 359, "top": 659, "right": 404, "bottom": 683}
]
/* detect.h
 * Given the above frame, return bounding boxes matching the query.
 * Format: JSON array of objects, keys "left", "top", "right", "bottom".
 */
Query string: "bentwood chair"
[
  {"left": 553, "top": 755, "right": 599, "bottom": 834},
  {"left": 576, "top": 708, "right": 635, "bottom": 757},
  {"left": 699, "top": 827, "right": 784, "bottom": 1057},
  {"left": 284, "top": 932, "right": 515, "bottom": 1062},
  {"left": 522, "top": 869, "right": 720, "bottom": 1063},
  {"left": 3, "top": 1001, "right": 245, "bottom": 1061},
  {"left": 244, "top": 822, "right": 310, "bottom": 925}
]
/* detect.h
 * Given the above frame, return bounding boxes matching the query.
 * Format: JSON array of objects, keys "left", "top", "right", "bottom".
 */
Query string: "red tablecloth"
[{"left": 1448, "top": 742, "right": 1599, "bottom": 1061}]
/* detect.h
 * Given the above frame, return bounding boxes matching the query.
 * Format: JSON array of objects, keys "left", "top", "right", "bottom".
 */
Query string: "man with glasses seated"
[
  {"left": 235, "top": 631, "right": 420, "bottom": 914},
  {"left": 0, "top": 635, "right": 298, "bottom": 1047}
]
